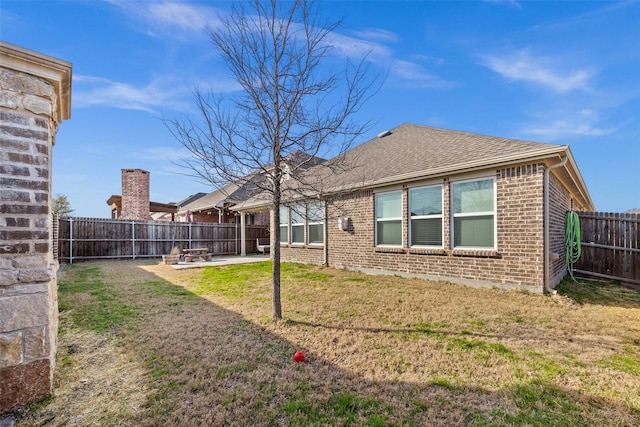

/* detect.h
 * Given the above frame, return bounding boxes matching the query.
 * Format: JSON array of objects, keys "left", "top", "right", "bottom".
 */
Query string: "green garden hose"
[{"left": 565, "top": 211, "right": 582, "bottom": 281}]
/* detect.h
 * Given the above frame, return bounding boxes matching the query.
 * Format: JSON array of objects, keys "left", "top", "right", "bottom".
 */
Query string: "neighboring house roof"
[
  {"left": 233, "top": 123, "right": 594, "bottom": 211},
  {"left": 151, "top": 212, "right": 173, "bottom": 221},
  {"left": 181, "top": 151, "right": 326, "bottom": 214},
  {"left": 106, "top": 195, "right": 178, "bottom": 213},
  {"left": 179, "top": 181, "right": 242, "bottom": 213},
  {"left": 175, "top": 192, "right": 207, "bottom": 208}
]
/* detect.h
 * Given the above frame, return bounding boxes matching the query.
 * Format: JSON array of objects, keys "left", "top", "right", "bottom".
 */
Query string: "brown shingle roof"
[
  {"left": 322, "top": 123, "right": 563, "bottom": 189},
  {"left": 233, "top": 123, "right": 594, "bottom": 210}
]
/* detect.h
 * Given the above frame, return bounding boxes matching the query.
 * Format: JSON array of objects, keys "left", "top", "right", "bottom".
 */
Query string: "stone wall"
[{"left": 0, "top": 42, "right": 71, "bottom": 413}]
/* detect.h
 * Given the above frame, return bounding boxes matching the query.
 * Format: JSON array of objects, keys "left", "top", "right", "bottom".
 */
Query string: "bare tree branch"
[{"left": 165, "top": 0, "right": 380, "bottom": 319}]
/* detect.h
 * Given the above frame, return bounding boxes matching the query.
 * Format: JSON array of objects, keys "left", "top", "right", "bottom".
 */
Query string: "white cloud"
[
  {"left": 521, "top": 108, "right": 623, "bottom": 140},
  {"left": 483, "top": 49, "right": 594, "bottom": 93},
  {"left": 107, "top": 0, "right": 219, "bottom": 39},
  {"left": 484, "top": 0, "right": 522, "bottom": 9},
  {"left": 346, "top": 28, "right": 400, "bottom": 43},
  {"left": 73, "top": 74, "right": 241, "bottom": 113},
  {"left": 390, "top": 60, "right": 456, "bottom": 88},
  {"left": 324, "top": 31, "right": 454, "bottom": 88},
  {"left": 73, "top": 75, "right": 193, "bottom": 113},
  {"left": 146, "top": 1, "right": 214, "bottom": 32},
  {"left": 324, "top": 31, "right": 393, "bottom": 61},
  {"left": 110, "top": 1, "right": 452, "bottom": 90}
]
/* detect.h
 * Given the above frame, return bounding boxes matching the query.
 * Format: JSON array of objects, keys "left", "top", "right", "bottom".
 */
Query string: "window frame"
[
  {"left": 307, "top": 201, "right": 325, "bottom": 245},
  {"left": 375, "top": 190, "right": 403, "bottom": 247},
  {"left": 290, "top": 204, "right": 305, "bottom": 245},
  {"left": 408, "top": 184, "right": 444, "bottom": 248},
  {"left": 450, "top": 176, "right": 497, "bottom": 250},
  {"left": 279, "top": 205, "right": 289, "bottom": 245}
]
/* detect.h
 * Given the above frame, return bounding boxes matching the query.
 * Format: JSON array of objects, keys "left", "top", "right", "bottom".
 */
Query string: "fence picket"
[
  {"left": 57, "top": 217, "right": 268, "bottom": 263},
  {"left": 575, "top": 211, "right": 640, "bottom": 284}
]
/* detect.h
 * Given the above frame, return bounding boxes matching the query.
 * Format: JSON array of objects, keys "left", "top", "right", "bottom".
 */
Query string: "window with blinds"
[
  {"left": 452, "top": 178, "right": 495, "bottom": 249},
  {"left": 375, "top": 191, "right": 402, "bottom": 246},
  {"left": 409, "top": 185, "right": 443, "bottom": 247}
]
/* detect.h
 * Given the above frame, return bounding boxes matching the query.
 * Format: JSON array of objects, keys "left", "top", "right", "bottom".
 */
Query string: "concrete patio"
[{"left": 170, "top": 254, "right": 270, "bottom": 270}]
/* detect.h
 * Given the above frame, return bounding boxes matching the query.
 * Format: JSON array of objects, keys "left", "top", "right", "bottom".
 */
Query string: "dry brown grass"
[{"left": 15, "top": 260, "right": 640, "bottom": 426}]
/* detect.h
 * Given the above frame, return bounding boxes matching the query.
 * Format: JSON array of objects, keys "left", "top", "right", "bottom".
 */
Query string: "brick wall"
[
  {"left": 0, "top": 43, "right": 71, "bottom": 413},
  {"left": 280, "top": 245, "right": 324, "bottom": 265},
  {"left": 120, "top": 168, "right": 151, "bottom": 221},
  {"left": 548, "top": 172, "right": 573, "bottom": 288},
  {"left": 191, "top": 210, "right": 236, "bottom": 223},
  {"left": 283, "top": 164, "right": 548, "bottom": 291}
]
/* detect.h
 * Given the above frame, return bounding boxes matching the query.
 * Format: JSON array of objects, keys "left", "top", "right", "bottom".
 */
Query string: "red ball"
[{"left": 293, "top": 351, "right": 305, "bottom": 362}]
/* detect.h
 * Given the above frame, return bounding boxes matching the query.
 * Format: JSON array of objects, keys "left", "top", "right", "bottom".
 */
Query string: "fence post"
[
  {"left": 188, "top": 222, "right": 192, "bottom": 249},
  {"left": 132, "top": 221, "right": 136, "bottom": 260},
  {"left": 236, "top": 212, "right": 242, "bottom": 256},
  {"left": 69, "top": 217, "right": 74, "bottom": 264}
]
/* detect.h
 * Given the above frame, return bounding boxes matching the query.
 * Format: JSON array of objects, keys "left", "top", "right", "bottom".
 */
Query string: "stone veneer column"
[{"left": 0, "top": 42, "right": 71, "bottom": 413}]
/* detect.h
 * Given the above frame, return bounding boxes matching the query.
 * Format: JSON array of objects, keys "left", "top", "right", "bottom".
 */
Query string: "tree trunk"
[{"left": 272, "top": 183, "right": 282, "bottom": 320}]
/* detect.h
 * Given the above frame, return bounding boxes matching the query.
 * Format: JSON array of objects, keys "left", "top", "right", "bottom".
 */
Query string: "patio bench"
[
  {"left": 182, "top": 247, "right": 209, "bottom": 262},
  {"left": 257, "top": 238, "right": 270, "bottom": 254},
  {"left": 198, "top": 253, "right": 214, "bottom": 261}
]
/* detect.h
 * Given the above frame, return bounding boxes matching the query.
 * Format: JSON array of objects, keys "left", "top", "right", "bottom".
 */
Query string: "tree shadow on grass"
[
  {"left": 19, "top": 261, "right": 640, "bottom": 427},
  {"left": 556, "top": 278, "right": 640, "bottom": 309}
]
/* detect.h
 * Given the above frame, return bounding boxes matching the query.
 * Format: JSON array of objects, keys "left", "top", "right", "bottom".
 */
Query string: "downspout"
[
  {"left": 323, "top": 201, "right": 329, "bottom": 267},
  {"left": 240, "top": 211, "right": 246, "bottom": 256},
  {"left": 544, "top": 155, "right": 568, "bottom": 294}
]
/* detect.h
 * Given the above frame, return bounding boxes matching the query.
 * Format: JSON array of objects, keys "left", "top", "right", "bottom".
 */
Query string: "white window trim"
[
  {"left": 375, "top": 190, "right": 403, "bottom": 247},
  {"left": 307, "top": 202, "right": 325, "bottom": 246},
  {"left": 290, "top": 205, "right": 305, "bottom": 245},
  {"left": 279, "top": 206, "right": 289, "bottom": 245},
  {"left": 450, "top": 176, "right": 497, "bottom": 251},
  {"left": 409, "top": 185, "right": 444, "bottom": 249}
]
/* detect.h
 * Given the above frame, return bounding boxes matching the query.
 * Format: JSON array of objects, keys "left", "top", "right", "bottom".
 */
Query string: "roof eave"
[
  {"left": 326, "top": 146, "right": 568, "bottom": 194},
  {"left": 232, "top": 145, "right": 595, "bottom": 212},
  {"left": 552, "top": 147, "right": 595, "bottom": 211}
]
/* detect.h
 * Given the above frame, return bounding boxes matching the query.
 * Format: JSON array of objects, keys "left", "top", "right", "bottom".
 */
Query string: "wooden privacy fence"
[
  {"left": 56, "top": 217, "right": 269, "bottom": 263},
  {"left": 575, "top": 211, "right": 640, "bottom": 285}
]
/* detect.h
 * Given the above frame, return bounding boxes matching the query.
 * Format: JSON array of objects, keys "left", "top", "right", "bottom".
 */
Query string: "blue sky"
[{"left": 2, "top": 0, "right": 639, "bottom": 217}]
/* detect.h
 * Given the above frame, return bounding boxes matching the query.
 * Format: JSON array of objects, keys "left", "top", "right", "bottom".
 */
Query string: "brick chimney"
[{"left": 120, "top": 169, "right": 151, "bottom": 220}]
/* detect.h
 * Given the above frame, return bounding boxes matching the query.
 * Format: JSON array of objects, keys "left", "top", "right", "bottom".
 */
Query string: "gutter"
[
  {"left": 544, "top": 154, "right": 568, "bottom": 294},
  {"left": 323, "top": 201, "right": 329, "bottom": 266},
  {"left": 557, "top": 147, "right": 595, "bottom": 211}
]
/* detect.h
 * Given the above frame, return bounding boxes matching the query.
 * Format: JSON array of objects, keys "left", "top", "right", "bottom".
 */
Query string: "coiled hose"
[{"left": 565, "top": 211, "right": 582, "bottom": 281}]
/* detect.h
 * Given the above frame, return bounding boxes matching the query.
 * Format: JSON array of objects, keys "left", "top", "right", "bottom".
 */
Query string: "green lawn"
[{"left": 16, "top": 260, "right": 640, "bottom": 426}]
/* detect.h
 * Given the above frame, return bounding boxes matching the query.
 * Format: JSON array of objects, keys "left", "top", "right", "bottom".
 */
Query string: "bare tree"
[{"left": 166, "top": 0, "right": 378, "bottom": 320}]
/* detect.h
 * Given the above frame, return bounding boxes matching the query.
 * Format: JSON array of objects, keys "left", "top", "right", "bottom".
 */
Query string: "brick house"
[
  {"left": 177, "top": 181, "right": 262, "bottom": 224},
  {"left": 0, "top": 42, "right": 71, "bottom": 412},
  {"left": 233, "top": 123, "right": 594, "bottom": 293},
  {"left": 179, "top": 151, "right": 325, "bottom": 225}
]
